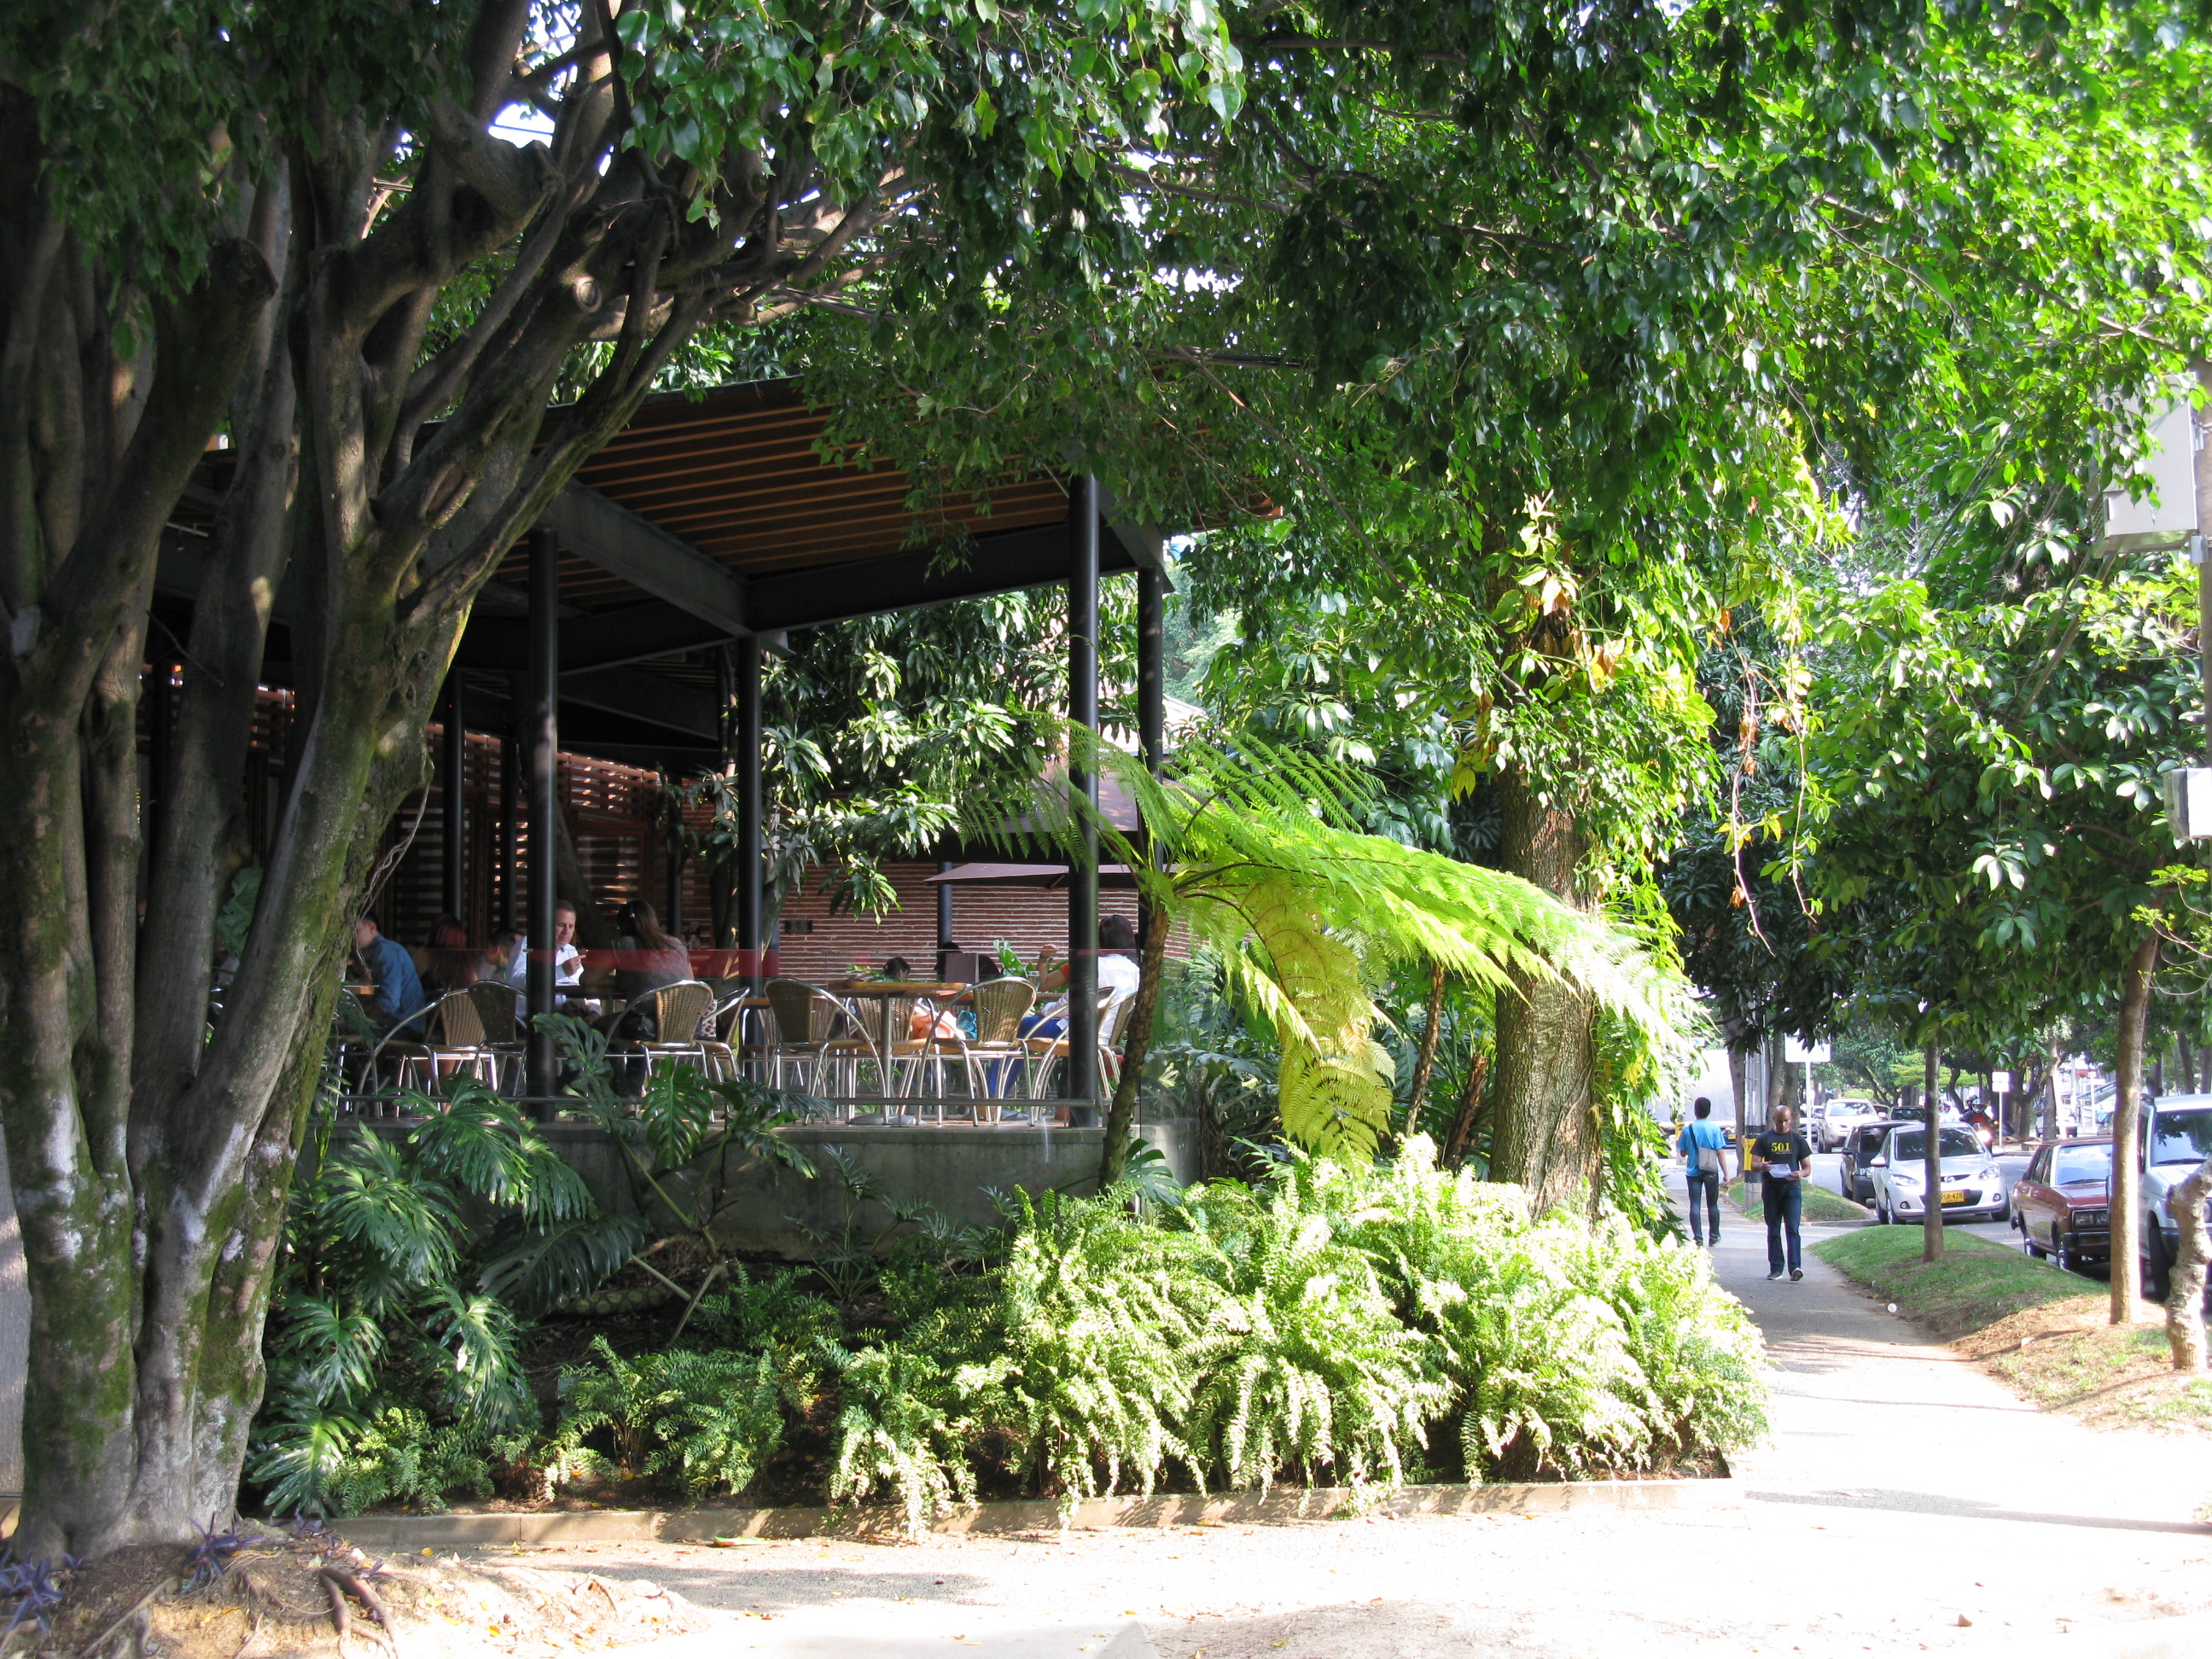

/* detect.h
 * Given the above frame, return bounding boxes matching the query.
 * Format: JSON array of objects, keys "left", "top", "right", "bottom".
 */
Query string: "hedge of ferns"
[{"left": 250, "top": 1132, "right": 1765, "bottom": 1527}]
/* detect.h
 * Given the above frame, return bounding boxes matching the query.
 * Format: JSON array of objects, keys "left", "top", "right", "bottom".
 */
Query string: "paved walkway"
[{"left": 509, "top": 1194, "right": 2212, "bottom": 1659}]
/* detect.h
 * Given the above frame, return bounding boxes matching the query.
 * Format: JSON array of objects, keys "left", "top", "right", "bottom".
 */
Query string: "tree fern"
[{"left": 967, "top": 728, "right": 1698, "bottom": 1159}]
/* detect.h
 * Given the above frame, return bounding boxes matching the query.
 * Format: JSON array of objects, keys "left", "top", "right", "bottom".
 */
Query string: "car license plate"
[{"left": 1941, "top": 1191, "right": 1970, "bottom": 1207}]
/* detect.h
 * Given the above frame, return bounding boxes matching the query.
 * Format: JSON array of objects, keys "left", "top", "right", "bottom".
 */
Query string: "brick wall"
[{"left": 774, "top": 861, "right": 1167, "bottom": 980}]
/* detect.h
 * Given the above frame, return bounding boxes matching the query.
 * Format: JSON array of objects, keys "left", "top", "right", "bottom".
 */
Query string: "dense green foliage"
[{"left": 252, "top": 1132, "right": 1765, "bottom": 1527}]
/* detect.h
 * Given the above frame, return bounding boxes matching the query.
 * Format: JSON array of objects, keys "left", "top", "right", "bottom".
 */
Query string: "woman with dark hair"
[
  {"left": 610, "top": 899, "right": 689, "bottom": 1005},
  {"left": 421, "top": 913, "right": 477, "bottom": 998}
]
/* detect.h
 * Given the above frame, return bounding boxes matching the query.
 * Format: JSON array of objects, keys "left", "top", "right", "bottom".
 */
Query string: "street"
[{"left": 1806, "top": 1148, "right": 2033, "bottom": 1251}]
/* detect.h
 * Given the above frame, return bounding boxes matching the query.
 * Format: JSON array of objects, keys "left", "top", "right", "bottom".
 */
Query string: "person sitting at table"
[
  {"left": 500, "top": 900, "right": 596, "bottom": 1017},
  {"left": 420, "top": 913, "right": 477, "bottom": 998},
  {"left": 352, "top": 913, "right": 427, "bottom": 1033},
  {"left": 882, "top": 955, "right": 912, "bottom": 982},
  {"left": 999, "top": 916, "right": 1141, "bottom": 1093},
  {"left": 609, "top": 899, "right": 689, "bottom": 1008},
  {"left": 1030, "top": 915, "right": 1142, "bottom": 1022}
]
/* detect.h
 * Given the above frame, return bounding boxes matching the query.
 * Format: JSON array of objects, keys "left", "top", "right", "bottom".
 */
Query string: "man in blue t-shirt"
[
  {"left": 1677, "top": 1097, "right": 1731, "bottom": 1246},
  {"left": 353, "top": 914, "right": 427, "bottom": 1033}
]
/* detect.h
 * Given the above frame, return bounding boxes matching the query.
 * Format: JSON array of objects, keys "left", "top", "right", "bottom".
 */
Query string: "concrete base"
[
  {"left": 535, "top": 1119, "right": 1200, "bottom": 1259},
  {"left": 329, "top": 1476, "right": 1729, "bottom": 1551}
]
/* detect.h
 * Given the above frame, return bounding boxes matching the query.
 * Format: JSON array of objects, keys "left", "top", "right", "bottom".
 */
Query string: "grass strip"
[
  {"left": 1813, "top": 1225, "right": 2081, "bottom": 1340},
  {"left": 1729, "top": 1179, "right": 1869, "bottom": 1225},
  {"left": 1813, "top": 1225, "right": 2212, "bottom": 1438}
]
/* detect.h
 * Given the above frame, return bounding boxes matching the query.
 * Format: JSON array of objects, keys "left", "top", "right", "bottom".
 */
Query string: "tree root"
[
  {"left": 317, "top": 1572, "right": 350, "bottom": 1650},
  {"left": 316, "top": 1568, "right": 404, "bottom": 1657}
]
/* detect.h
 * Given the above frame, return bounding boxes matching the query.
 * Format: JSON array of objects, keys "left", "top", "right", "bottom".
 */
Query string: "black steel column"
[
  {"left": 1136, "top": 566, "right": 1165, "bottom": 960},
  {"left": 439, "top": 671, "right": 467, "bottom": 923},
  {"left": 937, "top": 859, "right": 954, "bottom": 977},
  {"left": 736, "top": 634, "right": 764, "bottom": 978},
  {"left": 525, "top": 527, "right": 561, "bottom": 1109},
  {"left": 1138, "top": 568, "right": 1166, "bottom": 777},
  {"left": 1066, "top": 478, "right": 1101, "bottom": 1118},
  {"left": 498, "top": 727, "right": 519, "bottom": 933}
]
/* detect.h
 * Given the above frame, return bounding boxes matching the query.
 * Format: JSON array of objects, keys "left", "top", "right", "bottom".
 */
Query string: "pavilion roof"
[{"left": 161, "top": 378, "right": 1167, "bottom": 760}]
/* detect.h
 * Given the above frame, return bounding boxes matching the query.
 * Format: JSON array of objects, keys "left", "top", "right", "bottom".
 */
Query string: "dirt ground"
[
  {"left": 19, "top": 1528, "right": 714, "bottom": 1658},
  {"left": 1961, "top": 1291, "right": 2212, "bottom": 1438}
]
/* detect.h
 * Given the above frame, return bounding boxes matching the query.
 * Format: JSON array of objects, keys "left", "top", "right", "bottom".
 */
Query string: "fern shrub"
[
  {"left": 549, "top": 1336, "right": 789, "bottom": 1498},
  {"left": 971, "top": 1192, "right": 1215, "bottom": 1507},
  {"left": 1176, "top": 1179, "right": 1448, "bottom": 1493},
  {"left": 253, "top": 1101, "right": 1766, "bottom": 1518}
]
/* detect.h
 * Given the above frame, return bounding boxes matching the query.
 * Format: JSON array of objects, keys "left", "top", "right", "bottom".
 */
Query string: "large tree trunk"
[
  {"left": 2165, "top": 1155, "right": 2212, "bottom": 1371},
  {"left": 0, "top": 4, "right": 667, "bottom": 1555},
  {"left": 1097, "top": 891, "right": 1169, "bottom": 1187},
  {"left": 1402, "top": 963, "right": 1447, "bottom": 1140},
  {"left": 1922, "top": 1043, "right": 1945, "bottom": 1263},
  {"left": 2110, "top": 934, "right": 2158, "bottom": 1324},
  {"left": 1485, "top": 772, "right": 1598, "bottom": 1214}
]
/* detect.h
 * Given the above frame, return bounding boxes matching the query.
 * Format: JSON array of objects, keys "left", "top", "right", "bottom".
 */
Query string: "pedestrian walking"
[
  {"left": 1678, "top": 1097, "right": 1731, "bottom": 1247},
  {"left": 1751, "top": 1104, "right": 1815, "bottom": 1281}
]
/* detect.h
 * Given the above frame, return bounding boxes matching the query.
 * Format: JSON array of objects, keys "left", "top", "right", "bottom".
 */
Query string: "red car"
[{"left": 2010, "top": 1137, "right": 2112, "bottom": 1275}]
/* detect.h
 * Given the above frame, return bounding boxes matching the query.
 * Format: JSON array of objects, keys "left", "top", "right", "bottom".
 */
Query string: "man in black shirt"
[{"left": 1751, "top": 1105, "right": 1816, "bottom": 1282}]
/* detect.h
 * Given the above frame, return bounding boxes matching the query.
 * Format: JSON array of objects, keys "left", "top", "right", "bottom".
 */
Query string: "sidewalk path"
[{"left": 499, "top": 1188, "right": 2212, "bottom": 1659}]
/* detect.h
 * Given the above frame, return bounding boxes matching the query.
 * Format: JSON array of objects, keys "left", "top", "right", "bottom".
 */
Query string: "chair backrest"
[
  {"left": 766, "top": 979, "right": 838, "bottom": 1045},
  {"left": 969, "top": 976, "right": 1037, "bottom": 1043},
  {"left": 644, "top": 979, "right": 713, "bottom": 1042},
  {"left": 465, "top": 980, "right": 518, "bottom": 1044},
  {"left": 707, "top": 990, "right": 751, "bottom": 1043},
  {"left": 433, "top": 988, "right": 486, "bottom": 1049},
  {"left": 1099, "top": 990, "right": 1138, "bottom": 1049},
  {"left": 876, "top": 994, "right": 929, "bottom": 1047}
]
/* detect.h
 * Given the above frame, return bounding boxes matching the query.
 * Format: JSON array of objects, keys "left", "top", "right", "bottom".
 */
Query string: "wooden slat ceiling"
[{"left": 495, "top": 380, "right": 1072, "bottom": 611}]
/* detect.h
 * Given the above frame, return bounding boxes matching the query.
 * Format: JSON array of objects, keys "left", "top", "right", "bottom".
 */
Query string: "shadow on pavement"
[{"left": 1745, "top": 1487, "right": 2212, "bottom": 1535}]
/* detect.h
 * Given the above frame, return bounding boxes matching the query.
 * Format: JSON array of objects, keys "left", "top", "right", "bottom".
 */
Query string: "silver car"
[
  {"left": 1867, "top": 1124, "right": 2011, "bottom": 1225},
  {"left": 2134, "top": 1097, "right": 2212, "bottom": 1301},
  {"left": 1812, "top": 1098, "right": 1877, "bottom": 1154}
]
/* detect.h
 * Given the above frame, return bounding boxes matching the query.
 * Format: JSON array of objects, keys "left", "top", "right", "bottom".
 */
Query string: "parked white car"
[
  {"left": 1867, "top": 1124, "right": 2011, "bottom": 1225},
  {"left": 1812, "top": 1097, "right": 1878, "bottom": 1153}
]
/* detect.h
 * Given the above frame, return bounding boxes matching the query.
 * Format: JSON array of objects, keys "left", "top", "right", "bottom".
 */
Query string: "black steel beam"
[
  {"left": 558, "top": 666, "right": 719, "bottom": 739},
  {"left": 458, "top": 600, "right": 732, "bottom": 674},
  {"left": 749, "top": 516, "right": 1144, "bottom": 634},
  {"left": 543, "top": 482, "right": 748, "bottom": 636}
]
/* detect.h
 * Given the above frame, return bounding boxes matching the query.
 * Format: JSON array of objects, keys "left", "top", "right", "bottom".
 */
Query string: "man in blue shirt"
[
  {"left": 1678, "top": 1096, "right": 1731, "bottom": 1247},
  {"left": 353, "top": 914, "right": 427, "bottom": 1033}
]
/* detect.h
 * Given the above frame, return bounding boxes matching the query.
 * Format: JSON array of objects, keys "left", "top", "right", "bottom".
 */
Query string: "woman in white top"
[{"left": 1028, "top": 914, "right": 1141, "bottom": 1030}]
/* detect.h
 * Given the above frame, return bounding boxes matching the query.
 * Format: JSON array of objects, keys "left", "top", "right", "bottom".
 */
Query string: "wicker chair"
[
  {"left": 630, "top": 979, "right": 715, "bottom": 1079},
  {"left": 464, "top": 979, "right": 524, "bottom": 1090},
  {"left": 952, "top": 977, "right": 1038, "bottom": 1115},
  {"left": 385, "top": 990, "right": 495, "bottom": 1097},
  {"left": 698, "top": 989, "right": 753, "bottom": 1082},
  {"left": 1021, "top": 990, "right": 1130, "bottom": 1102},
  {"left": 764, "top": 980, "right": 880, "bottom": 1103},
  {"left": 878, "top": 996, "right": 969, "bottom": 1110}
]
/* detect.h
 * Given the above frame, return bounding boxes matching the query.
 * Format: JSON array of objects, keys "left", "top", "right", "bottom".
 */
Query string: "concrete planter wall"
[
  {"left": 512, "top": 1119, "right": 1201, "bottom": 1259},
  {"left": 331, "top": 1476, "right": 1730, "bottom": 1550}
]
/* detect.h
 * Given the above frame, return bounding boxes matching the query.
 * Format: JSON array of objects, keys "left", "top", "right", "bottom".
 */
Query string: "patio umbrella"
[{"left": 924, "top": 862, "right": 1139, "bottom": 889}]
